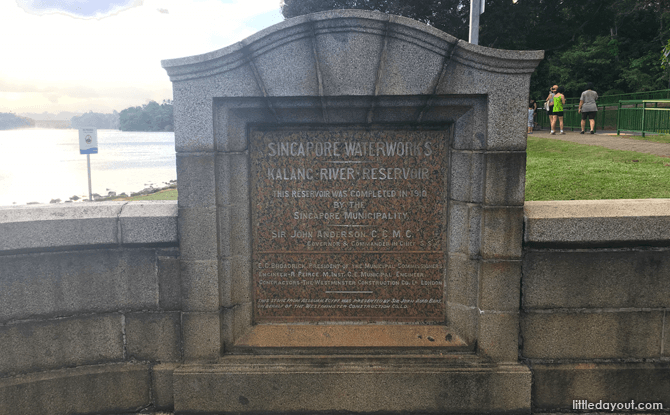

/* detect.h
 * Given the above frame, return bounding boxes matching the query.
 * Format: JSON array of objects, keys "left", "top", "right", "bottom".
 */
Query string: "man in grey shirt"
[{"left": 578, "top": 82, "right": 598, "bottom": 134}]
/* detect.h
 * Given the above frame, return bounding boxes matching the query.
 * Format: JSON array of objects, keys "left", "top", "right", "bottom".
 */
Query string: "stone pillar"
[{"left": 163, "top": 9, "right": 543, "bottom": 413}]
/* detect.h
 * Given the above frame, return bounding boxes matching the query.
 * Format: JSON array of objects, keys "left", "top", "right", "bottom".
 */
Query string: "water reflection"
[{"left": 0, "top": 129, "right": 176, "bottom": 206}]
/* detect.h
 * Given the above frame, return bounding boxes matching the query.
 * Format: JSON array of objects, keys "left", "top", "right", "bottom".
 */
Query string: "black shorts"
[
  {"left": 551, "top": 111, "right": 564, "bottom": 117},
  {"left": 581, "top": 111, "right": 596, "bottom": 120}
]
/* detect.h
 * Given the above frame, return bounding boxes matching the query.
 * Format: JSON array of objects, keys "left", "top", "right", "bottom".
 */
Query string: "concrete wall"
[
  {"left": 523, "top": 199, "right": 670, "bottom": 413},
  {"left": 0, "top": 201, "right": 180, "bottom": 414},
  {"left": 2, "top": 199, "right": 670, "bottom": 413}
]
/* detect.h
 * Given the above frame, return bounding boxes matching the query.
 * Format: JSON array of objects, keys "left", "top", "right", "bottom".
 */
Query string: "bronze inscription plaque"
[{"left": 251, "top": 128, "right": 447, "bottom": 322}]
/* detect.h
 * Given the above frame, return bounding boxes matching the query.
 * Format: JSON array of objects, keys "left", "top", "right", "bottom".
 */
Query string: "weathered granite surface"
[
  {"left": 0, "top": 201, "right": 177, "bottom": 252},
  {"left": 523, "top": 198, "right": 670, "bottom": 413},
  {"left": 0, "top": 202, "right": 180, "bottom": 414},
  {"left": 162, "top": 8, "right": 542, "bottom": 414},
  {"left": 525, "top": 199, "right": 670, "bottom": 245}
]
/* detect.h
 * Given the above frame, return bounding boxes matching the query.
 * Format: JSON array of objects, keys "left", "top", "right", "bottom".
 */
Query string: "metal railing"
[
  {"left": 535, "top": 104, "right": 616, "bottom": 132},
  {"left": 617, "top": 100, "right": 670, "bottom": 136},
  {"left": 534, "top": 99, "right": 670, "bottom": 136}
]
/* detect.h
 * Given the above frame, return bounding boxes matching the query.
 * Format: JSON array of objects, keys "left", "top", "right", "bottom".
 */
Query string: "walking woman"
[
  {"left": 578, "top": 82, "right": 598, "bottom": 134},
  {"left": 550, "top": 86, "right": 566, "bottom": 135},
  {"left": 545, "top": 85, "right": 557, "bottom": 126}
]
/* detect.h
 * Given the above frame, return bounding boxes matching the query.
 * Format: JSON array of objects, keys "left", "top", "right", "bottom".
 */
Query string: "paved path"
[{"left": 529, "top": 129, "right": 670, "bottom": 158}]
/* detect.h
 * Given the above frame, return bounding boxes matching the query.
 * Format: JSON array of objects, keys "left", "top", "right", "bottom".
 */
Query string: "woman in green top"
[{"left": 550, "top": 86, "right": 566, "bottom": 135}]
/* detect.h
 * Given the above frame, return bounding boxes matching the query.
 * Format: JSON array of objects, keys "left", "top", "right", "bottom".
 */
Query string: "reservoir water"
[{"left": 0, "top": 129, "right": 176, "bottom": 206}]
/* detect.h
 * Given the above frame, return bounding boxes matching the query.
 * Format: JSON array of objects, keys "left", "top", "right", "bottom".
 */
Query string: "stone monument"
[{"left": 162, "top": 9, "right": 542, "bottom": 413}]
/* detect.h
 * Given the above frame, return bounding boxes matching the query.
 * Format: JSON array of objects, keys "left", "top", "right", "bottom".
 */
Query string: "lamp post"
[{"left": 469, "top": 0, "right": 485, "bottom": 45}]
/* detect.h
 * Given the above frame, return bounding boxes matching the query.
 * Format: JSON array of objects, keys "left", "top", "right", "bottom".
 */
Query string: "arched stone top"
[{"left": 161, "top": 9, "right": 543, "bottom": 97}]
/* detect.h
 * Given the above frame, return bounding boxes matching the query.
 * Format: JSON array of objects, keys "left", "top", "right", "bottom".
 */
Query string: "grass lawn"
[
  {"left": 118, "top": 137, "right": 670, "bottom": 202},
  {"left": 526, "top": 136, "right": 670, "bottom": 201},
  {"left": 115, "top": 188, "right": 178, "bottom": 201}
]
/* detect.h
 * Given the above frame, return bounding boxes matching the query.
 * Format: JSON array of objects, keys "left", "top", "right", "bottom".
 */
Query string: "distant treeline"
[
  {"left": 3, "top": 99, "right": 174, "bottom": 131},
  {"left": 71, "top": 100, "right": 173, "bottom": 131},
  {"left": 71, "top": 111, "right": 120, "bottom": 130},
  {"left": 119, "top": 100, "right": 173, "bottom": 132},
  {"left": 0, "top": 113, "right": 35, "bottom": 130}
]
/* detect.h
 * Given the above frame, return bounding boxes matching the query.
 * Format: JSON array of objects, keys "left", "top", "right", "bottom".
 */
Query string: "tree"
[
  {"left": 70, "top": 111, "right": 120, "bottom": 129},
  {"left": 118, "top": 100, "right": 173, "bottom": 132},
  {"left": 0, "top": 113, "right": 34, "bottom": 130}
]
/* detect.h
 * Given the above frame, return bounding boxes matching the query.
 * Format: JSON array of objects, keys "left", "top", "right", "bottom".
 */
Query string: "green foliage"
[
  {"left": 542, "top": 36, "right": 620, "bottom": 95},
  {"left": 119, "top": 100, "right": 173, "bottom": 132},
  {"left": 70, "top": 111, "right": 119, "bottom": 130},
  {"left": 0, "top": 113, "right": 35, "bottom": 130},
  {"left": 528, "top": 1, "right": 670, "bottom": 99}
]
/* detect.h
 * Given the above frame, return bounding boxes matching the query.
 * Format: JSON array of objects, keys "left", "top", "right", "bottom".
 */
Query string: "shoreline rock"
[{"left": 94, "top": 180, "right": 177, "bottom": 201}]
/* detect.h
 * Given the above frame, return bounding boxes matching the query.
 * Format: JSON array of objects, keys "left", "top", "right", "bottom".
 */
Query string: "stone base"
[
  {"left": 0, "top": 363, "right": 150, "bottom": 415},
  {"left": 532, "top": 362, "right": 670, "bottom": 412},
  {"left": 173, "top": 355, "right": 531, "bottom": 414},
  {"left": 232, "top": 324, "right": 470, "bottom": 353}
]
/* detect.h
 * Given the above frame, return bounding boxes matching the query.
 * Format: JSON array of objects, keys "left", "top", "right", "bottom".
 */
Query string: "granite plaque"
[{"left": 251, "top": 128, "right": 447, "bottom": 322}]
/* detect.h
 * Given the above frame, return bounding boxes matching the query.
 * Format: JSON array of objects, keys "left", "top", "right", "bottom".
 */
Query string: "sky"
[{"left": 1, "top": 0, "right": 284, "bottom": 115}]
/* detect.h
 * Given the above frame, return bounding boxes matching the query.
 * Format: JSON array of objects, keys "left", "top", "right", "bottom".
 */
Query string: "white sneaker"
[
  {"left": 550, "top": 131, "right": 555, "bottom": 135},
  {"left": 560, "top": 131, "right": 565, "bottom": 134}
]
